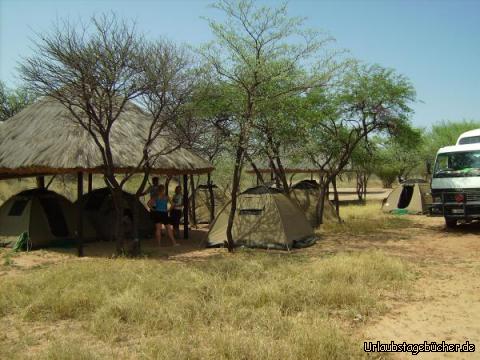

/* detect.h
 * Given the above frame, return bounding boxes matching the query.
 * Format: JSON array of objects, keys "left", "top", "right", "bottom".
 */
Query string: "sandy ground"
[{"left": 328, "top": 216, "right": 480, "bottom": 360}]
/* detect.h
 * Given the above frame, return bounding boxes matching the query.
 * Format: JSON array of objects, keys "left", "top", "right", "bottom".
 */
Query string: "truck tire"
[{"left": 445, "top": 218, "right": 457, "bottom": 228}]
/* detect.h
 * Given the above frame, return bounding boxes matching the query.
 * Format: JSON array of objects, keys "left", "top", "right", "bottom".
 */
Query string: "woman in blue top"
[{"left": 147, "top": 184, "right": 179, "bottom": 247}]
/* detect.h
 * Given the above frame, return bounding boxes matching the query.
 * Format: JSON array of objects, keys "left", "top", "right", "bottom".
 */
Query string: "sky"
[{"left": 0, "top": 0, "right": 479, "bottom": 128}]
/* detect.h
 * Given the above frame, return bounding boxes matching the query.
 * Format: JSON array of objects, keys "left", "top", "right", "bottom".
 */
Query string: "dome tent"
[
  {"left": 76, "top": 188, "right": 153, "bottom": 241},
  {"left": 290, "top": 180, "right": 339, "bottom": 227},
  {"left": 191, "top": 184, "right": 229, "bottom": 224},
  {"left": 207, "top": 185, "right": 316, "bottom": 249},
  {"left": 382, "top": 179, "right": 432, "bottom": 214},
  {"left": 0, "top": 189, "right": 95, "bottom": 248}
]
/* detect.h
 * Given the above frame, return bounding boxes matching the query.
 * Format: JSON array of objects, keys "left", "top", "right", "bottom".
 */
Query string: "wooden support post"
[
  {"left": 165, "top": 176, "right": 170, "bottom": 196},
  {"left": 88, "top": 173, "right": 93, "bottom": 193},
  {"left": 183, "top": 174, "right": 189, "bottom": 239},
  {"left": 36, "top": 176, "right": 45, "bottom": 189},
  {"left": 132, "top": 198, "right": 140, "bottom": 255},
  {"left": 77, "top": 172, "right": 84, "bottom": 257}
]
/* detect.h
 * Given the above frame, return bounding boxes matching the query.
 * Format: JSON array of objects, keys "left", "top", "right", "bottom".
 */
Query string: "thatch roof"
[{"left": 0, "top": 97, "right": 213, "bottom": 176}]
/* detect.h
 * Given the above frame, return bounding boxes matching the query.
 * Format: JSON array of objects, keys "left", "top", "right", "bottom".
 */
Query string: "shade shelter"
[
  {"left": 0, "top": 97, "right": 213, "bottom": 255},
  {"left": 382, "top": 179, "right": 432, "bottom": 214},
  {"left": 207, "top": 186, "right": 316, "bottom": 250},
  {"left": 0, "top": 189, "right": 96, "bottom": 248}
]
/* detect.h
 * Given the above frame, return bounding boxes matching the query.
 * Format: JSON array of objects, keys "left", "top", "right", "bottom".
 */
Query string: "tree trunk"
[
  {"left": 355, "top": 172, "right": 363, "bottom": 202},
  {"left": 129, "top": 198, "right": 140, "bottom": 256},
  {"left": 207, "top": 172, "right": 215, "bottom": 223},
  {"left": 274, "top": 155, "right": 290, "bottom": 195},
  {"left": 362, "top": 174, "right": 368, "bottom": 202},
  {"left": 226, "top": 144, "right": 244, "bottom": 252},
  {"left": 111, "top": 187, "right": 125, "bottom": 255},
  {"left": 269, "top": 158, "right": 281, "bottom": 188},
  {"left": 189, "top": 175, "right": 197, "bottom": 226},
  {"left": 76, "top": 172, "right": 84, "bottom": 257},
  {"left": 316, "top": 181, "right": 328, "bottom": 226},
  {"left": 331, "top": 175, "right": 340, "bottom": 219},
  {"left": 246, "top": 154, "right": 265, "bottom": 185}
]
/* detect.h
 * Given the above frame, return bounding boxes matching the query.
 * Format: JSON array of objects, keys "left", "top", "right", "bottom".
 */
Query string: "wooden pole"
[
  {"left": 36, "top": 176, "right": 45, "bottom": 189},
  {"left": 183, "top": 175, "right": 189, "bottom": 239},
  {"left": 88, "top": 173, "right": 93, "bottom": 193},
  {"left": 132, "top": 198, "right": 140, "bottom": 255},
  {"left": 77, "top": 172, "right": 84, "bottom": 257},
  {"left": 207, "top": 172, "right": 215, "bottom": 223}
]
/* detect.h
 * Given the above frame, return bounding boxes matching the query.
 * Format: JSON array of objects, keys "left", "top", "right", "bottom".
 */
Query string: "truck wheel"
[{"left": 445, "top": 218, "right": 457, "bottom": 228}]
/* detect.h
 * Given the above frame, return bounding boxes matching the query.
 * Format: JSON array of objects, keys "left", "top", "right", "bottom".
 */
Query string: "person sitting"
[
  {"left": 147, "top": 184, "right": 179, "bottom": 247},
  {"left": 170, "top": 185, "right": 183, "bottom": 239}
]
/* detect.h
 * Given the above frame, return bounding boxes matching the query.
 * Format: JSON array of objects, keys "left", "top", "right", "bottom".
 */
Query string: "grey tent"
[
  {"left": 191, "top": 184, "right": 229, "bottom": 224},
  {"left": 382, "top": 179, "right": 432, "bottom": 214},
  {"left": 290, "top": 180, "right": 339, "bottom": 227},
  {"left": 76, "top": 188, "right": 153, "bottom": 240},
  {"left": 207, "top": 186, "right": 316, "bottom": 249},
  {"left": 0, "top": 189, "right": 95, "bottom": 248}
]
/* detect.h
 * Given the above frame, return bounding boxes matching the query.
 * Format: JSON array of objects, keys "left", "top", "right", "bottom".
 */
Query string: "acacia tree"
[
  {"left": 169, "top": 85, "right": 230, "bottom": 223},
  {"left": 20, "top": 15, "right": 196, "bottom": 253},
  {"left": 300, "top": 64, "right": 416, "bottom": 224},
  {"left": 350, "top": 139, "right": 379, "bottom": 201},
  {"left": 0, "top": 81, "right": 37, "bottom": 121},
  {"left": 374, "top": 127, "right": 424, "bottom": 187},
  {"left": 201, "top": 0, "right": 335, "bottom": 250}
]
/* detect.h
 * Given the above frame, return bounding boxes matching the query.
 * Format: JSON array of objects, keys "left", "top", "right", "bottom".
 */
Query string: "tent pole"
[
  {"left": 77, "top": 172, "right": 84, "bottom": 257},
  {"left": 88, "top": 173, "right": 93, "bottom": 193},
  {"left": 183, "top": 174, "right": 189, "bottom": 239}
]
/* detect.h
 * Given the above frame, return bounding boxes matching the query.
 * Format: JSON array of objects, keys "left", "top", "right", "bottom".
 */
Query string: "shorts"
[
  {"left": 150, "top": 211, "right": 171, "bottom": 225},
  {"left": 170, "top": 209, "right": 182, "bottom": 227}
]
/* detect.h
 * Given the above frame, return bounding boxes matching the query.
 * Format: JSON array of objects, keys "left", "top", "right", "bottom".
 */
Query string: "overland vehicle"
[
  {"left": 456, "top": 129, "right": 480, "bottom": 145},
  {"left": 430, "top": 141, "right": 480, "bottom": 227}
]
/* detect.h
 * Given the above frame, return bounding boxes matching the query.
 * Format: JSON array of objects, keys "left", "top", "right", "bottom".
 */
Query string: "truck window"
[
  {"left": 434, "top": 150, "right": 480, "bottom": 177},
  {"left": 459, "top": 136, "right": 480, "bottom": 145}
]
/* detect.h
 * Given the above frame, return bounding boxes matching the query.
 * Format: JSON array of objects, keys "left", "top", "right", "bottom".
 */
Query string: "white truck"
[{"left": 430, "top": 132, "right": 480, "bottom": 227}]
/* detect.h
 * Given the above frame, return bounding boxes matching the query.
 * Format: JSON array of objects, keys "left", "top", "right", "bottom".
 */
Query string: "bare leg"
[
  {"left": 155, "top": 223, "right": 162, "bottom": 246},
  {"left": 167, "top": 224, "right": 178, "bottom": 246}
]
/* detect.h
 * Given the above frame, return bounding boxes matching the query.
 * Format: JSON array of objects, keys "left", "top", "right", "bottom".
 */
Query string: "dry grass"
[
  {"left": 0, "top": 249, "right": 412, "bottom": 359},
  {"left": 322, "top": 202, "right": 411, "bottom": 235}
]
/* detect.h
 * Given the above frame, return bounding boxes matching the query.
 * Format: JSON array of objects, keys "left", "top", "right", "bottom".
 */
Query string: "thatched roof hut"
[
  {"left": 0, "top": 97, "right": 213, "bottom": 176},
  {"left": 0, "top": 97, "right": 213, "bottom": 254}
]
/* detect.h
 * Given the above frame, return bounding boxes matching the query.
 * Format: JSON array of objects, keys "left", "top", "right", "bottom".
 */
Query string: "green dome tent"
[
  {"left": 290, "top": 180, "right": 339, "bottom": 227},
  {"left": 191, "top": 184, "right": 229, "bottom": 224},
  {"left": 207, "top": 186, "right": 316, "bottom": 250},
  {"left": 76, "top": 188, "right": 153, "bottom": 241},
  {"left": 382, "top": 179, "right": 432, "bottom": 214},
  {"left": 0, "top": 189, "right": 95, "bottom": 248}
]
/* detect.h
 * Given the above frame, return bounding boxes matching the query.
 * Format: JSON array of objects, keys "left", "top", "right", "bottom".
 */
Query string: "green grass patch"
[{"left": 322, "top": 202, "right": 412, "bottom": 235}]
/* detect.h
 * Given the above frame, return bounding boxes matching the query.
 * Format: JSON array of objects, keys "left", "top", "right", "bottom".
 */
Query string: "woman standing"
[
  {"left": 170, "top": 185, "right": 183, "bottom": 239},
  {"left": 148, "top": 184, "right": 179, "bottom": 247}
]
